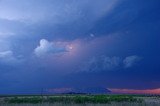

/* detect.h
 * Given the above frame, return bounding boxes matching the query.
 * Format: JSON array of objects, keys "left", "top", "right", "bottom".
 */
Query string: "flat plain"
[{"left": 0, "top": 95, "right": 159, "bottom": 106}]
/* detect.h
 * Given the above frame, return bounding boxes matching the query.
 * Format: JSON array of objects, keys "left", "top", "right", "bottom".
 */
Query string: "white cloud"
[
  {"left": 102, "top": 56, "right": 121, "bottom": 70},
  {"left": 0, "top": 50, "right": 13, "bottom": 57},
  {"left": 0, "top": 50, "right": 20, "bottom": 64},
  {"left": 80, "top": 55, "right": 142, "bottom": 72},
  {"left": 0, "top": 31, "right": 15, "bottom": 38},
  {"left": 123, "top": 55, "right": 141, "bottom": 68},
  {"left": 34, "top": 39, "right": 67, "bottom": 57},
  {"left": 81, "top": 56, "right": 121, "bottom": 72}
]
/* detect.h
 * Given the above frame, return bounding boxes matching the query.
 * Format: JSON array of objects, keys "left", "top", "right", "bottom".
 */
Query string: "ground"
[{"left": 0, "top": 95, "right": 159, "bottom": 106}]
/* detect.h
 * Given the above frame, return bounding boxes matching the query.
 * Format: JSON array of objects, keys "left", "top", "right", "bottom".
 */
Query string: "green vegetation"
[
  {"left": 3, "top": 95, "right": 142, "bottom": 104},
  {"left": 0, "top": 95, "right": 160, "bottom": 106}
]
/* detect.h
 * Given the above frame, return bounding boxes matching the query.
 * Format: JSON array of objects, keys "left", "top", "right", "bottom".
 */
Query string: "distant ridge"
[{"left": 47, "top": 87, "right": 111, "bottom": 94}]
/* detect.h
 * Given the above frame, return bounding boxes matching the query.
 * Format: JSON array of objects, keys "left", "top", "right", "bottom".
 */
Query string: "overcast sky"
[{"left": 0, "top": 0, "right": 160, "bottom": 94}]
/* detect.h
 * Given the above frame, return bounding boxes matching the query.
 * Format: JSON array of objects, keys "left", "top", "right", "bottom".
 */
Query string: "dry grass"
[
  {"left": 0, "top": 95, "right": 159, "bottom": 106},
  {"left": 0, "top": 102, "right": 160, "bottom": 106}
]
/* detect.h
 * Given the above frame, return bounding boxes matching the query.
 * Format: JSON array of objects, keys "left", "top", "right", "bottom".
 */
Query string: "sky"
[{"left": 0, "top": 0, "right": 160, "bottom": 94}]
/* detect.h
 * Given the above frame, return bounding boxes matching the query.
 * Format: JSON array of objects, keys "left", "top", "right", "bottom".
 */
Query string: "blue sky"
[{"left": 0, "top": 0, "right": 160, "bottom": 94}]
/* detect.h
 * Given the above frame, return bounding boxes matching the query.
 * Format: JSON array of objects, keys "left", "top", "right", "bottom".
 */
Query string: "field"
[{"left": 0, "top": 95, "right": 159, "bottom": 106}]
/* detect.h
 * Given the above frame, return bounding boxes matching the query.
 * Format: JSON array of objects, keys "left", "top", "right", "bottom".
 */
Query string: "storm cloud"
[{"left": 0, "top": 0, "right": 160, "bottom": 94}]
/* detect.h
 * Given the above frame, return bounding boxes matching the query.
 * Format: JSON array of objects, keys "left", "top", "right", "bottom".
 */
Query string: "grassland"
[{"left": 0, "top": 95, "right": 159, "bottom": 106}]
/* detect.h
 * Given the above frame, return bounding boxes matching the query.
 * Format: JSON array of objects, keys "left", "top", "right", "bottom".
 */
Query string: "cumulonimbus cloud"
[{"left": 34, "top": 39, "right": 67, "bottom": 57}]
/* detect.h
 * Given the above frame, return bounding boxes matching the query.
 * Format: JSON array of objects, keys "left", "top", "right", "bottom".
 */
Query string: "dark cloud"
[{"left": 0, "top": 0, "right": 160, "bottom": 93}]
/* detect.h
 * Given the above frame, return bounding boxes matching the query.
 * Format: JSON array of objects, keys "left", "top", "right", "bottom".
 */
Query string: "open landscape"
[
  {"left": 0, "top": 95, "right": 160, "bottom": 106},
  {"left": 0, "top": 0, "right": 160, "bottom": 106}
]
